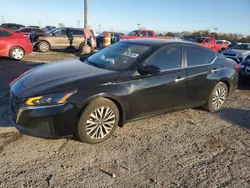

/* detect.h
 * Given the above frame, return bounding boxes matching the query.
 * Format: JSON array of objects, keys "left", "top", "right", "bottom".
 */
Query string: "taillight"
[
  {"left": 9, "top": 69, "right": 33, "bottom": 87},
  {"left": 234, "top": 65, "right": 240, "bottom": 71}
]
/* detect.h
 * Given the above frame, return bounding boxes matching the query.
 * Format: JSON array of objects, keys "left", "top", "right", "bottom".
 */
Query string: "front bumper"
[{"left": 10, "top": 103, "right": 79, "bottom": 139}]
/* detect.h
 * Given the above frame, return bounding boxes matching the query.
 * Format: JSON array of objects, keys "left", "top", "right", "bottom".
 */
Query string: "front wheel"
[
  {"left": 38, "top": 41, "right": 50, "bottom": 52},
  {"left": 203, "top": 82, "right": 228, "bottom": 112},
  {"left": 76, "top": 98, "right": 119, "bottom": 144}
]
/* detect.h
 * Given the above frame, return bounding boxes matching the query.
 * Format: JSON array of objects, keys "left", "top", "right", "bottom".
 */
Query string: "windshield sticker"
[{"left": 122, "top": 52, "right": 139, "bottom": 58}]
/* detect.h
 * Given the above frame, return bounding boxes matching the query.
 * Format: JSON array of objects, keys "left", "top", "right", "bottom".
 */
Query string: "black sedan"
[
  {"left": 239, "top": 59, "right": 250, "bottom": 84},
  {"left": 9, "top": 39, "right": 239, "bottom": 144}
]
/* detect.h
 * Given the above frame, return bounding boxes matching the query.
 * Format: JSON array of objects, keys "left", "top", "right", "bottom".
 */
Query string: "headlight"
[
  {"left": 240, "top": 64, "right": 245, "bottom": 69},
  {"left": 25, "top": 91, "right": 76, "bottom": 106}
]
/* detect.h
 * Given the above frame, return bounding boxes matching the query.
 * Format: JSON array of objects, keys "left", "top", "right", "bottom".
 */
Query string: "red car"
[
  {"left": 194, "top": 37, "right": 229, "bottom": 52},
  {"left": 120, "top": 29, "right": 172, "bottom": 40},
  {"left": 15, "top": 27, "right": 46, "bottom": 37},
  {"left": 0, "top": 27, "right": 33, "bottom": 60}
]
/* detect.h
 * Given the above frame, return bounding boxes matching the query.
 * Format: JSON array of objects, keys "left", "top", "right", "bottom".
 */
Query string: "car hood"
[
  {"left": 224, "top": 49, "right": 250, "bottom": 55},
  {"left": 11, "top": 58, "right": 119, "bottom": 98}
]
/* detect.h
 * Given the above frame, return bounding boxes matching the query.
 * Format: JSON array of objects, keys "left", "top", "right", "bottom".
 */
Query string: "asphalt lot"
[{"left": 0, "top": 53, "right": 250, "bottom": 188}]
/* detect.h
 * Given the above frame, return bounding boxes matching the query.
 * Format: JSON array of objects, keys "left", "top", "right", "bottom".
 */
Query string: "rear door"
[
  {"left": 49, "top": 28, "right": 69, "bottom": 49},
  {"left": 183, "top": 44, "right": 223, "bottom": 106},
  {"left": 148, "top": 31, "right": 154, "bottom": 38},
  {"left": 130, "top": 44, "right": 188, "bottom": 119}
]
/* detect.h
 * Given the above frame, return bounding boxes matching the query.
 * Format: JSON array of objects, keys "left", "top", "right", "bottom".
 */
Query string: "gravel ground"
[{"left": 0, "top": 53, "right": 250, "bottom": 188}]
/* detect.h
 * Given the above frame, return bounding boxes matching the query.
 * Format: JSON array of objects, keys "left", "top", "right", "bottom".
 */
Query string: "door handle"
[
  {"left": 175, "top": 77, "right": 185, "bottom": 82},
  {"left": 211, "top": 68, "right": 218, "bottom": 73}
]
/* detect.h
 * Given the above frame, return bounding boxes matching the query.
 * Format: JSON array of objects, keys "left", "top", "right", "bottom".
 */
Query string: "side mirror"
[{"left": 137, "top": 65, "right": 160, "bottom": 75}]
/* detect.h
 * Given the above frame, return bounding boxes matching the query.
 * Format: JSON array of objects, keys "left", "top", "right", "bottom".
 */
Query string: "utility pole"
[
  {"left": 214, "top": 28, "right": 218, "bottom": 38},
  {"left": 98, "top": 24, "right": 101, "bottom": 33},
  {"left": 77, "top": 20, "right": 80, "bottom": 28},
  {"left": 84, "top": 0, "right": 88, "bottom": 28},
  {"left": 137, "top": 23, "right": 140, "bottom": 30},
  {"left": 1, "top": 15, "right": 4, "bottom": 24}
]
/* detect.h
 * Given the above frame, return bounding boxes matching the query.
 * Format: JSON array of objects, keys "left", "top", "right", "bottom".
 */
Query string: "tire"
[
  {"left": 10, "top": 47, "right": 25, "bottom": 60},
  {"left": 38, "top": 41, "right": 50, "bottom": 52},
  {"left": 76, "top": 98, "right": 119, "bottom": 144},
  {"left": 203, "top": 82, "right": 228, "bottom": 112},
  {"left": 78, "top": 42, "right": 85, "bottom": 53}
]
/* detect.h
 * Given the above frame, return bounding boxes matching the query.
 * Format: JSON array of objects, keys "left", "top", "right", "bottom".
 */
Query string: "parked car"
[
  {"left": 27, "top": 26, "right": 40, "bottom": 28},
  {"left": 0, "top": 27, "right": 33, "bottom": 60},
  {"left": 43, "top": 26, "right": 56, "bottom": 31},
  {"left": 223, "top": 43, "right": 250, "bottom": 64},
  {"left": 194, "top": 37, "right": 229, "bottom": 52},
  {"left": 120, "top": 30, "right": 172, "bottom": 40},
  {"left": 15, "top": 27, "right": 46, "bottom": 37},
  {"left": 0, "top": 23, "right": 25, "bottom": 30},
  {"left": 96, "top": 31, "right": 124, "bottom": 48},
  {"left": 9, "top": 39, "right": 239, "bottom": 144},
  {"left": 35, "top": 27, "right": 96, "bottom": 52},
  {"left": 239, "top": 58, "right": 250, "bottom": 84},
  {"left": 216, "top": 40, "right": 231, "bottom": 45},
  {"left": 229, "top": 42, "right": 241, "bottom": 49}
]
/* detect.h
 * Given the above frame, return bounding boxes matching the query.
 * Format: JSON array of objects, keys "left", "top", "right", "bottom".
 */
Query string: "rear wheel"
[
  {"left": 203, "top": 82, "right": 228, "bottom": 112},
  {"left": 10, "top": 47, "right": 25, "bottom": 60},
  {"left": 38, "top": 41, "right": 50, "bottom": 52},
  {"left": 76, "top": 98, "right": 119, "bottom": 144}
]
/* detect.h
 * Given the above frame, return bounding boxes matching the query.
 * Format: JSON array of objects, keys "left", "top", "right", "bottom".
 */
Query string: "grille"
[
  {"left": 10, "top": 91, "right": 22, "bottom": 118},
  {"left": 224, "top": 53, "right": 237, "bottom": 57}
]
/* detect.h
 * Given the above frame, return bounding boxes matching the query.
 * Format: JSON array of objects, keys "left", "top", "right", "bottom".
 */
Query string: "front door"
[
  {"left": 0, "top": 30, "right": 10, "bottom": 56},
  {"left": 129, "top": 44, "right": 187, "bottom": 119},
  {"left": 70, "top": 29, "right": 85, "bottom": 48},
  {"left": 183, "top": 44, "right": 223, "bottom": 105}
]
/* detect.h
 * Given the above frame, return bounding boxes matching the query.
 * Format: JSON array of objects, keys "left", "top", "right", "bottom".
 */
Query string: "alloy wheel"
[
  {"left": 212, "top": 86, "right": 227, "bottom": 110},
  {"left": 86, "top": 107, "right": 116, "bottom": 139},
  {"left": 40, "top": 43, "right": 49, "bottom": 52}
]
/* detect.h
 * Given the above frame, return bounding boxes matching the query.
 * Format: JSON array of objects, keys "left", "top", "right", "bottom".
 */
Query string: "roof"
[{"left": 120, "top": 38, "right": 192, "bottom": 46}]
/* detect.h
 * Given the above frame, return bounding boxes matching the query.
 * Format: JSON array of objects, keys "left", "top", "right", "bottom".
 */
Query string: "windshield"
[
  {"left": 85, "top": 42, "right": 151, "bottom": 71},
  {"left": 194, "top": 37, "right": 205, "bottom": 43},
  {"left": 231, "top": 44, "right": 250, "bottom": 50},
  {"left": 127, "top": 30, "right": 139, "bottom": 36}
]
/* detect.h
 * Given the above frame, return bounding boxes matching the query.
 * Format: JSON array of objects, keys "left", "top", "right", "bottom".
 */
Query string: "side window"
[
  {"left": 138, "top": 31, "right": 147, "bottom": 37},
  {"left": 0, "top": 30, "right": 11, "bottom": 37},
  {"left": 204, "top": 39, "right": 209, "bottom": 44},
  {"left": 0, "top": 30, "right": 6, "bottom": 37},
  {"left": 148, "top": 31, "right": 153, "bottom": 37},
  {"left": 72, "top": 29, "right": 84, "bottom": 35},
  {"left": 206, "top": 49, "right": 215, "bottom": 63},
  {"left": 185, "top": 46, "right": 207, "bottom": 66},
  {"left": 23, "top": 29, "right": 32, "bottom": 32},
  {"left": 54, "top": 28, "right": 66, "bottom": 35},
  {"left": 145, "top": 45, "right": 182, "bottom": 70}
]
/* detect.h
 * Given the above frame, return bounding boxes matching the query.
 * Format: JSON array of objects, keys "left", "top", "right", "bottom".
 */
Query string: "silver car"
[{"left": 223, "top": 43, "right": 250, "bottom": 64}]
